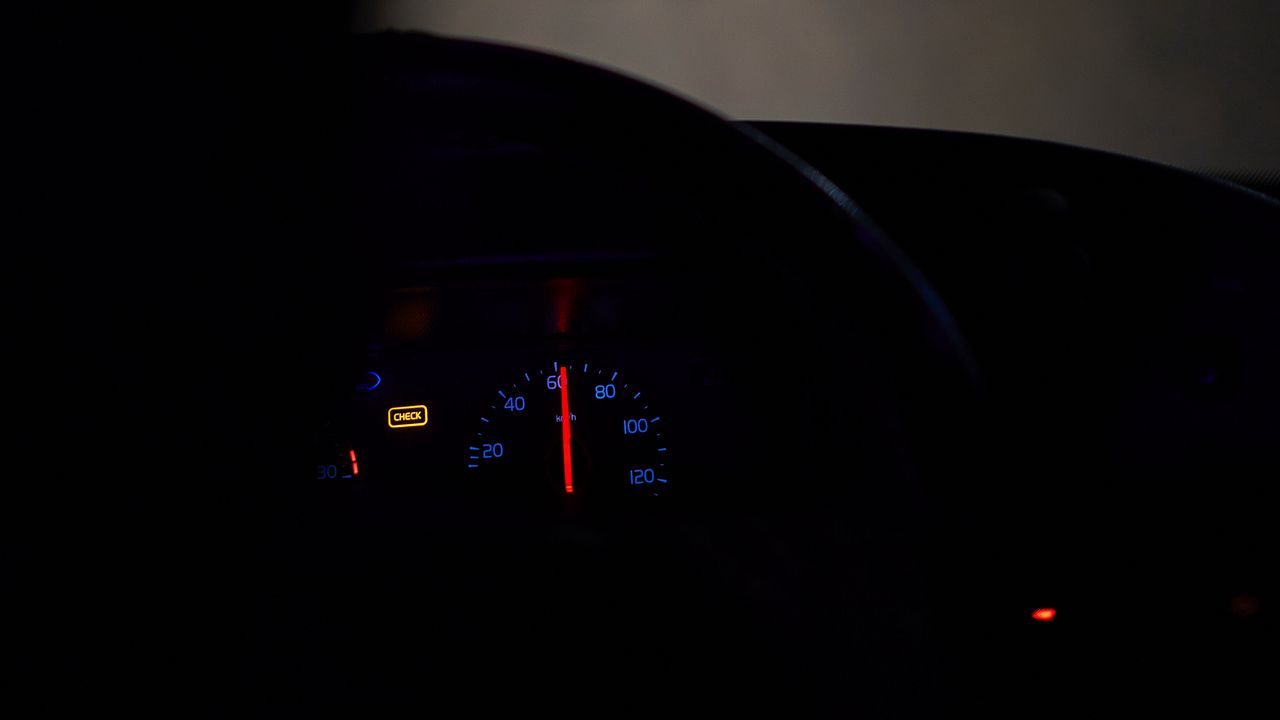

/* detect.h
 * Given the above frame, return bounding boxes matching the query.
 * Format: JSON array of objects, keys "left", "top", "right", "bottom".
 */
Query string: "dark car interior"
[{"left": 14, "top": 10, "right": 1274, "bottom": 716}]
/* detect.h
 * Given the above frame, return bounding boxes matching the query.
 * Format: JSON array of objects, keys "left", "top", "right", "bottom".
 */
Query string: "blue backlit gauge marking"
[
  {"left": 466, "top": 362, "right": 670, "bottom": 500},
  {"left": 358, "top": 371, "right": 382, "bottom": 392}
]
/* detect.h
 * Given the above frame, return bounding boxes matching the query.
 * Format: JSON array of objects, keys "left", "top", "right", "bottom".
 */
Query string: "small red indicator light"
[{"left": 1031, "top": 608, "right": 1056, "bottom": 622}]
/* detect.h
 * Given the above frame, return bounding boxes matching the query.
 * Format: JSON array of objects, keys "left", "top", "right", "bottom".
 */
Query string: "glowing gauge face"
[{"left": 467, "top": 362, "right": 669, "bottom": 502}]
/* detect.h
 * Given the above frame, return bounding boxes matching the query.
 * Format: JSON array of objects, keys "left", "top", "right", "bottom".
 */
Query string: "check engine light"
[{"left": 388, "top": 404, "right": 428, "bottom": 428}]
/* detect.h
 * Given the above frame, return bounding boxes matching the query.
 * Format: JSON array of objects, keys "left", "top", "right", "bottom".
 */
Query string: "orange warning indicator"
[{"left": 388, "top": 404, "right": 428, "bottom": 428}]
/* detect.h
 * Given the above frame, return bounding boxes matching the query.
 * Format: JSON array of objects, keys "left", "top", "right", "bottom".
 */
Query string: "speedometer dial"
[{"left": 468, "top": 362, "right": 668, "bottom": 501}]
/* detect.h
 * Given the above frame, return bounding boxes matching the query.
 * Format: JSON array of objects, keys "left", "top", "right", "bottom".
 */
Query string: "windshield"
[{"left": 355, "top": 0, "right": 1279, "bottom": 174}]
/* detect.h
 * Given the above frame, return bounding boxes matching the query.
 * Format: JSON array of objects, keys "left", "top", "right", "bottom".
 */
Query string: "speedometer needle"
[{"left": 560, "top": 365, "right": 574, "bottom": 494}]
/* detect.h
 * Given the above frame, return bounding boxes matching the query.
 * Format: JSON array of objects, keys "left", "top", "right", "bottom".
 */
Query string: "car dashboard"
[{"left": 21, "top": 30, "right": 1277, "bottom": 716}]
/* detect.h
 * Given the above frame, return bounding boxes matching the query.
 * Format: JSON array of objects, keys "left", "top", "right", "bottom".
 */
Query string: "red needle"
[{"left": 559, "top": 365, "right": 574, "bottom": 494}]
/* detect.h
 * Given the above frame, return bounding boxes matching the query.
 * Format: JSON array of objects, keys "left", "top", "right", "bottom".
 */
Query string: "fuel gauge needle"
[{"left": 559, "top": 365, "right": 574, "bottom": 494}]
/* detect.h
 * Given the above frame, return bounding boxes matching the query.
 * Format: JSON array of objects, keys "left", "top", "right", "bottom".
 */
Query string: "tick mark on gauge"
[
  {"left": 467, "top": 464, "right": 478, "bottom": 469},
  {"left": 498, "top": 390, "right": 506, "bottom": 399},
  {"left": 633, "top": 392, "right": 641, "bottom": 399},
  {"left": 651, "top": 417, "right": 661, "bottom": 422},
  {"left": 469, "top": 446, "right": 479, "bottom": 451},
  {"left": 480, "top": 417, "right": 490, "bottom": 423},
  {"left": 658, "top": 448, "right": 667, "bottom": 452},
  {"left": 583, "top": 363, "right": 588, "bottom": 372},
  {"left": 525, "top": 373, "right": 530, "bottom": 381},
  {"left": 553, "top": 361, "right": 559, "bottom": 371},
  {"left": 610, "top": 371, "right": 618, "bottom": 381}
]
